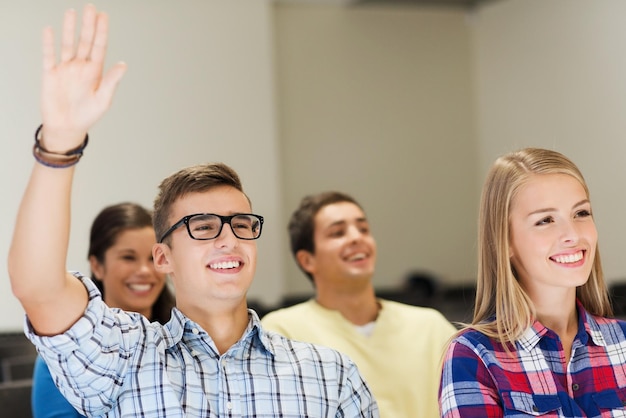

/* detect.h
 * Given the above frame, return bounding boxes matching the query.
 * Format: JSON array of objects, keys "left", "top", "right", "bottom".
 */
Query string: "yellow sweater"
[{"left": 262, "top": 299, "right": 457, "bottom": 418}]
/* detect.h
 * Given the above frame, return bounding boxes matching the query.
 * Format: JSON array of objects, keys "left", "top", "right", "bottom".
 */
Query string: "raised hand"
[{"left": 40, "top": 4, "right": 126, "bottom": 152}]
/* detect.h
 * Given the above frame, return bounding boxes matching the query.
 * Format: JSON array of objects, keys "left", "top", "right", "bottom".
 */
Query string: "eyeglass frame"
[{"left": 158, "top": 213, "right": 264, "bottom": 243}]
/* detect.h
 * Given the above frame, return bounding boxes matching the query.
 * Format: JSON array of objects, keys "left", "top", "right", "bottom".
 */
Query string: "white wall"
[
  {"left": 274, "top": 4, "right": 479, "bottom": 295},
  {"left": 274, "top": 0, "right": 626, "bottom": 297},
  {"left": 471, "top": 0, "right": 626, "bottom": 286},
  {"left": 0, "top": 0, "right": 284, "bottom": 331},
  {"left": 6, "top": 0, "right": 626, "bottom": 331}
]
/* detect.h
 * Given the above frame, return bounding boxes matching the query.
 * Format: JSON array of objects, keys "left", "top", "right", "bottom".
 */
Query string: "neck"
[
  {"left": 536, "top": 305, "right": 578, "bottom": 337},
  {"left": 183, "top": 302, "right": 250, "bottom": 354},
  {"left": 529, "top": 287, "right": 578, "bottom": 334},
  {"left": 532, "top": 289, "right": 579, "bottom": 360},
  {"left": 315, "top": 281, "right": 379, "bottom": 325}
]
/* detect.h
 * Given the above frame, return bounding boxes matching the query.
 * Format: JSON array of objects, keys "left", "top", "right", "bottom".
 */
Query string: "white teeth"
[
  {"left": 347, "top": 253, "right": 367, "bottom": 262},
  {"left": 210, "top": 261, "right": 241, "bottom": 269},
  {"left": 553, "top": 251, "right": 583, "bottom": 264},
  {"left": 129, "top": 284, "right": 151, "bottom": 292}
]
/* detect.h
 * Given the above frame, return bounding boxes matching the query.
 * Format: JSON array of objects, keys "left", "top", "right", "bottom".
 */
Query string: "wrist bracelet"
[
  {"left": 32, "top": 124, "right": 89, "bottom": 168},
  {"left": 32, "top": 144, "right": 81, "bottom": 168}
]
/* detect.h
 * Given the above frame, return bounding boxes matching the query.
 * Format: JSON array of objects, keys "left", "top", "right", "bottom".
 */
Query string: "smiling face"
[
  {"left": 298, "top": 202, "right": 376, "bottom": 289},
  {"left": 153, "top": 186, "right": 257, "bottom": 313},
  {"left": 509, "top": 173, "right": 597, "bottom": 298},
  {"left": 90, "top": 227, "right": 166, "bottom": 318}
]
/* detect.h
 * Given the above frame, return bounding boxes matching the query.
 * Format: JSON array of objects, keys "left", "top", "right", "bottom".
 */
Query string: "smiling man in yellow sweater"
[{"left": 262, "top": 191, "right": 457, "bottom": 418}]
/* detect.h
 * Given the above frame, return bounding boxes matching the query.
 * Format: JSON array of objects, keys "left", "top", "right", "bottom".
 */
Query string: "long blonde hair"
[{"left": 470, "top": 147, "right": 611, "bottom": 346}]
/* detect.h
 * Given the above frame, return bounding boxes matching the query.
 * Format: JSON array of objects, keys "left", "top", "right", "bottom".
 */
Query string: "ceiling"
[
  {"left": 276, "top": 0, "right": 501, "bottom": 11},
  {"left": 353, "top": 0, "right": 497, "bottom": 8}
]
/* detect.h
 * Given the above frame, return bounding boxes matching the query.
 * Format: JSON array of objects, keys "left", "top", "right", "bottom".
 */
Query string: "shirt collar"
[
  {"left": 163, "top": 308, "right": 275, "bottom": 356},
  {"left": 579, "top": 301, "right": 607, "bottom": 347},
  {"left": 517, "top": 300, "right": 606, "bottom": 351},
  {"left": 518, "top": 300, "right": 606, "bottom": 351}
]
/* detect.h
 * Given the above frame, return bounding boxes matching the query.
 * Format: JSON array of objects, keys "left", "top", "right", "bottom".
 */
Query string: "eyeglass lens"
[{"left": 188, "top": 214, "right": 261, "bottom": 240}]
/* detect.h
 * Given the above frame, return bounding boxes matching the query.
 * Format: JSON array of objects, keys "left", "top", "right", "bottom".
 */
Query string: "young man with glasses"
[
  {"left": 8, "top": 6, "right": 378, "bottom": 417},
  {"left": 262, "top": 191, "right": 457, "bottom": 418}
]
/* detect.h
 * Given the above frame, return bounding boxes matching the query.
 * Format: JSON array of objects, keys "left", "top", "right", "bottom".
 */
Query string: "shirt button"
[
  {"left": 190, "top": 350, "right": 199, "bottom": 357},
  {"left": 192, "top": 328, "right": 199, "bottom": 335},
  {"left": 572, "top": 383, "right": 580, "bottom": 391},
  {"left": 227, "top": 401, "right": 232, "bottom": 410}
]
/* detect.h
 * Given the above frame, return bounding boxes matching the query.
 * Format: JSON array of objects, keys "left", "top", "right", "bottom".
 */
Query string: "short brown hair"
[
  {"left": 288, "top": 191, "right": 362, "bottom": 282},
  {"left": 153, "top": 163, "right": 248, "bottom": 245}
]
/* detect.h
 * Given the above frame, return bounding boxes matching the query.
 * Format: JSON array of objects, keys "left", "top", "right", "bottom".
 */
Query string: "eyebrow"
[
  {"left": 526, "top": 199, "right": 590, "bottom": 217},
  {"left": 116, "top": 248, "right": 139, "bottom": 253},
  {"left": 325, "top": 217, "right": 368, "bottom": 228}
]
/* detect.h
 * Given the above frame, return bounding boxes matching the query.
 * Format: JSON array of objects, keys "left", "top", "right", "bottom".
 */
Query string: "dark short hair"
[
  {"left": 153, "top": 163, "right": 249, "bottom": 246},
  {"left": 89, "top": 202, "right": 175, "bottom": 324},
  {"left": 288, "top": 191, "right": 362, "bottom": 282}
]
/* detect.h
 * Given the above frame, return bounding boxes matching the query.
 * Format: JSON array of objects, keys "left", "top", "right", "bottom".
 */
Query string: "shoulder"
[
  {"left": 585, "top": 312, "right": 626, "bottom": 343},
  {"left": 440, "top": 328, "right": 504, "bottom": 377},
  {"left": 590, "top": 313, "right": 626, "bottom": 329},
  {"left": 264, "top": 300, "right": 316, "bottom": 316},
  {"left": 264, "top": 329, "right": 351, "bottom": 365},
  {"left": 379, "top": 299, "right": 457, "bottom": 329},
  {"left": 447, "top": 328, "right": 497, "bottom": 354},
  {"left": 380, "top": 299, "right": 444, "bottom": 316},
  {"left": 32, "top": 355, "right": 52, "bottom": 383},
  {"left": 261, "top": 300, "right": 316, "bottom": 324},
  {"left": 262, "top": 330, "right": 364, "bottom": 380}
]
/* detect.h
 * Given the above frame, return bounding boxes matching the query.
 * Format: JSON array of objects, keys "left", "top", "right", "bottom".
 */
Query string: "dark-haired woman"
[{"left": 31, "top": 202, "right": 175, "bottom": 418}]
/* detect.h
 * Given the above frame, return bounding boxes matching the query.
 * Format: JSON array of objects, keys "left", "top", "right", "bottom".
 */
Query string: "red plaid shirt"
[{"left": 440, "top": 301, "right": 626, "bottom": 417}]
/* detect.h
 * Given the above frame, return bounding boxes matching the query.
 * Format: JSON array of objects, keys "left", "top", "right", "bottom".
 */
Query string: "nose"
[
  {"left": 214, "top": 222, "right": 238, "bottom": 247},
  {"left": 138, "top": 259, "right": 156, "bottom": 276},
  {"left": 346, "top": 225, "right": 364, "bottom": 242},
  {"left": 561, "top": 220, "right": 580, "bottom": 245}
]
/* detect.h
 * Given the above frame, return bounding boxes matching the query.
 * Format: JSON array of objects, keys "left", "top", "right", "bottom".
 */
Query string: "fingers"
[
  {"left": 75, "top": 4, "right": 97, "bottom": 60},
  {"left": 42, "top": 5, "right": 111, "bottom": 76},
  {"left": 60, "top": 8, "right": 76, "bottom": 62},
  {"left": 97, "top": 62, "right": 128, "bottom": 105},
  {"left": 59, "top": 5, "right": 102, "bottom": 63},
  {"left": 89, "top": 13, "right": 109, "bottom": 66},
  {"left": 40, "top": 4, "right": 124, "bottom": 133},
  {"left": 42, "top": 27, "right": 55, "bottom": 71}
]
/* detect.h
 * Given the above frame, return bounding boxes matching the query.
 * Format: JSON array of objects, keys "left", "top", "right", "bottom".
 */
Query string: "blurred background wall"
[{"left": 2, "top": 0, "right": 626, "bottom": 330}]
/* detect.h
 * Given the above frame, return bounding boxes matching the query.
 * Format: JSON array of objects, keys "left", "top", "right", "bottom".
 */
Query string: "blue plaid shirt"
[{"left": 26, "top": 273, "right": 379, "bottom": 418}]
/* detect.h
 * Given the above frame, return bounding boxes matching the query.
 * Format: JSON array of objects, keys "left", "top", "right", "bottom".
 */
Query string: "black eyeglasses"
[{"left": 159, "top": 213, "right": 264, "bottom": 243}]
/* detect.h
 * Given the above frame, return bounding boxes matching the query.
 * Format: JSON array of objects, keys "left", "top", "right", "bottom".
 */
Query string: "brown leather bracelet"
[
  {"left": 32, "top": 124, "right": 89, "bottom": 168},
  {"left": 33, "top": 144, "right": 81, "bottom": 168}
]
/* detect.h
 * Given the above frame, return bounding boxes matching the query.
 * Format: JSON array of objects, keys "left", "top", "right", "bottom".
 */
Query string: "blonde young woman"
[{"left": 439, "top": 148, "right": 624, "bottom": 417}]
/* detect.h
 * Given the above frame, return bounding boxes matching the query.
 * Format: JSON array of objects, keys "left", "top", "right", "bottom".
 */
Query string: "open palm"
[{"left": 40, "top": 5, "right": 126, "bottom": 149}]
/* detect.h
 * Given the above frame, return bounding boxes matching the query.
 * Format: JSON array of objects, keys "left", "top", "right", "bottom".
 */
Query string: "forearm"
[
  {"left": 8, "top": 158, "right": 87, "bottom": 334},
  {"left": 10, "top": 162, "right": 72, "bottom": 289}
]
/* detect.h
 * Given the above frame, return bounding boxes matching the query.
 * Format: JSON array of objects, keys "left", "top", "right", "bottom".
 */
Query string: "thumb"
[{"left": 97, "top": 61, "right": 128, "bottom": 106}]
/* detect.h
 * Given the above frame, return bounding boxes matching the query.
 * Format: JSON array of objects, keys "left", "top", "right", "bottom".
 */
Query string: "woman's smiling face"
[
  {"left": 91, "top": 226, "right": 166, "bottom": 318},
  {"left": 508, "top": 173, "right": 596, "bottom": 296}
]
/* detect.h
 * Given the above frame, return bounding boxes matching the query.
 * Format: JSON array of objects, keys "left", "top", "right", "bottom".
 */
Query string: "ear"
[
  {"left": 89, "top": 255, "right": 104, "bottom": 281},
  {"left": 153, "top": 243, "right": 174, "bottom": 274},
  {"left": 296, "top": 250, "right": 316, "bottom": 274}
]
